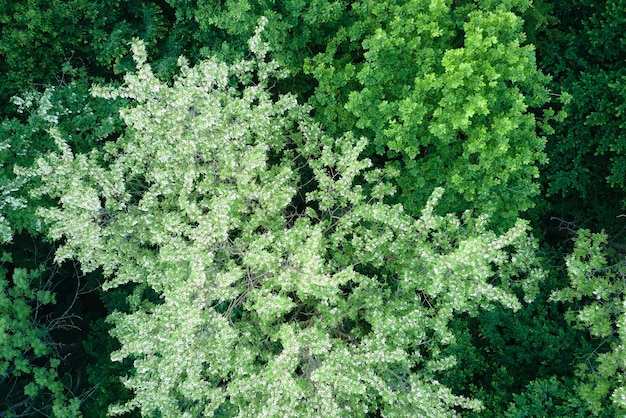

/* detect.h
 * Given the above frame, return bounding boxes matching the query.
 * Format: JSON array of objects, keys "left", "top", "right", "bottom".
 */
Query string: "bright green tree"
[
  {"left": 27, "top": 25, "right": 546, "bottom": 416},
  {"left": 306, "top": 0, "right": 551, "bottom": 225}
]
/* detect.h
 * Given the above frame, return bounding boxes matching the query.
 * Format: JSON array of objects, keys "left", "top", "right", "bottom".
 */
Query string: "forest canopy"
[{"left": 1, "top": 0, "right": 626, "bottom": 417}]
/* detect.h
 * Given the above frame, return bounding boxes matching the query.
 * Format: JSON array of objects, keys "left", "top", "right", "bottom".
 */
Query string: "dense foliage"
[
  {"left": 306, "top": 0, "right": 551, "bottom": 224},
  {"left": 1, "top": 0, "right": 625, "bottom": 416},
  {"left": 536, "top": 0, "right": 626, "bottom": 233}
]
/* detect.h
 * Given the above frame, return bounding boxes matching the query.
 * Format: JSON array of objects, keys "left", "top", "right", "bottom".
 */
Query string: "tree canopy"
[
  {"left": 1, "top": 1, "right": 626, "bottom": 416},
  {"left": 28, "top": 34, "right": 544, "bottom": 416}
]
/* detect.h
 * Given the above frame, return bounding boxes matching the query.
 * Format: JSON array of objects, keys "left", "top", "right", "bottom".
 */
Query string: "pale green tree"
[
  {"left": 29, "top": 24, "right": 545, "bottom": 417},
  {"left": 551, "top": 230, "right": 626, "bottom": 415}
]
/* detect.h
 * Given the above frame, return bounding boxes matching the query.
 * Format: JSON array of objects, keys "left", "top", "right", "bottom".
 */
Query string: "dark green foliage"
[
  {"left": 169, "top": 0, "right": 349, "bottom": 66},
  {"left": 160, "top": 0, "right": 354, "bottom": 102},
  {"left": 504, "top": 377, "right": 592, "bottom": 417},
  {"left": 81, "top": 317, "right": 138, "bottom": 418},
  {"left": 537, "top": 0, "right": 626, "bottom": 234},
  {"left": 443, "top": 284, "right": 591, "bottom": 415},
  {"left": 0, "top": 240, "right": 84, "bottom": 417},
  {"left": 0, "top": 234, "right": 117, "bottom": 416},
  {"left": 0, "top": 0, "right": 181, "bottom": 117}
]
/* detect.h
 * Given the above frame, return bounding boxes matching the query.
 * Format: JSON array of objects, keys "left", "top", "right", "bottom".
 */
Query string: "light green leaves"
[{"left": 31, "top": 30, "right": 544, "bottom": 416}]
